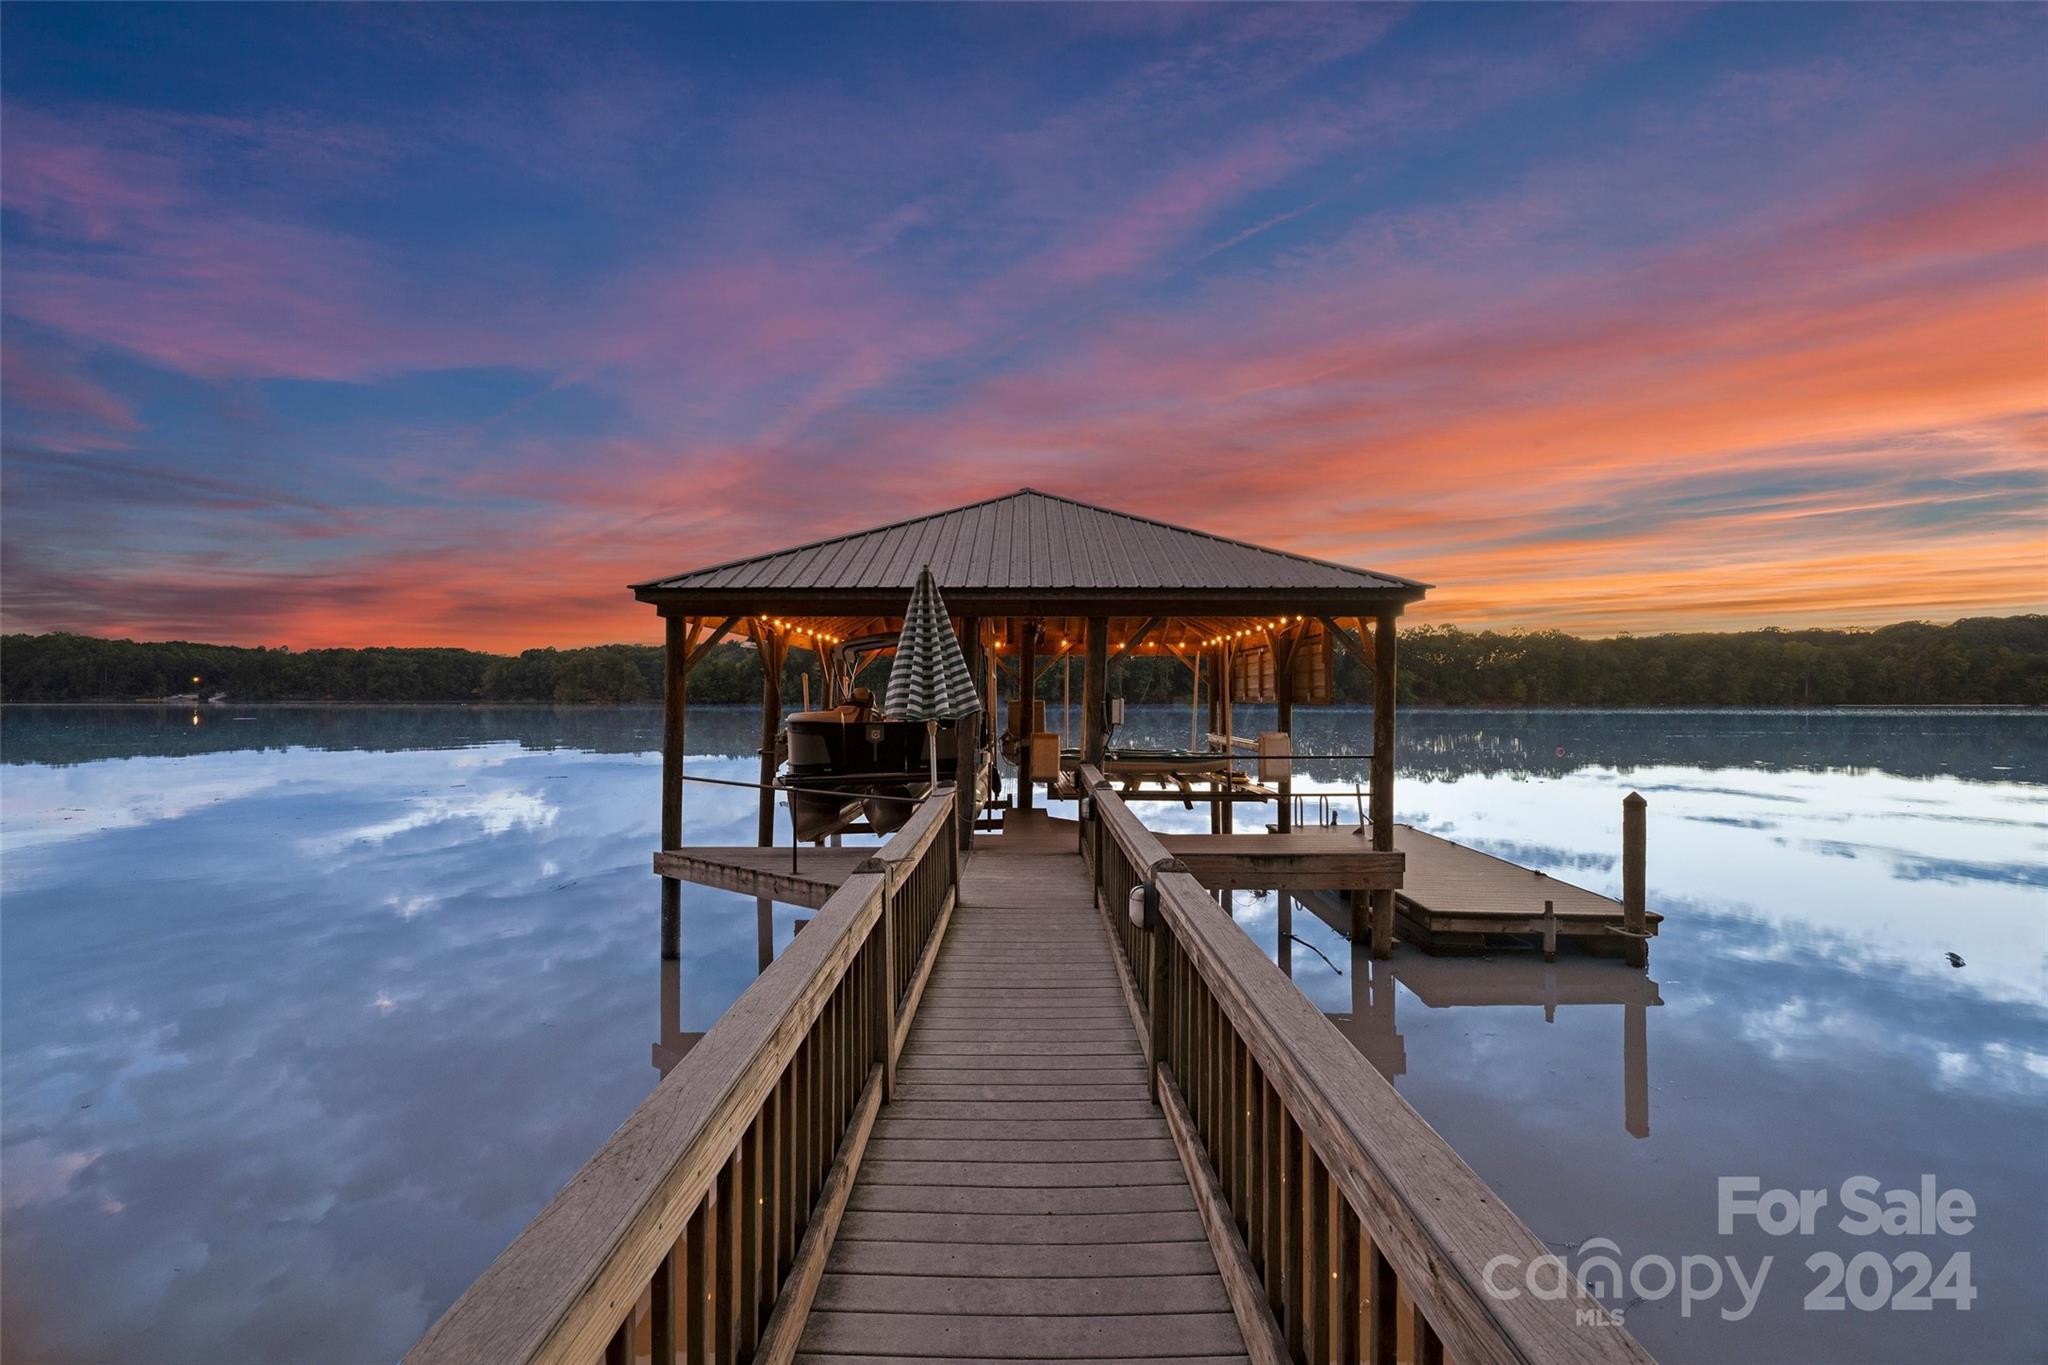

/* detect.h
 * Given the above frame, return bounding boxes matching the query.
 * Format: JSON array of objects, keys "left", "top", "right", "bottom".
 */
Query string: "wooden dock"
[
  {"left": 1388, "top": 824, "right": 1661, "bottom": 956},
  {"left": 798, "top": 846, "right": 1248, "bottom": 1361},
  {"left": 658, "top": 815, "right": 1655, "bottom": 960},
  {"left": 422, "top": 786, "right": 1654, "bottom": 1365}
]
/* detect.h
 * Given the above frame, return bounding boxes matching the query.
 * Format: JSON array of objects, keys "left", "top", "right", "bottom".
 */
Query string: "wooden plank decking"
[{"left": 796, "top": 849, "right": 1249, "bottom": 1363}]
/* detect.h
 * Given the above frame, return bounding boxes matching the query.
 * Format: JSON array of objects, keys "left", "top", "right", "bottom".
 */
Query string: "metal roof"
[{"left": 633, "top": 489, "right": 1427, "bottom": 598}]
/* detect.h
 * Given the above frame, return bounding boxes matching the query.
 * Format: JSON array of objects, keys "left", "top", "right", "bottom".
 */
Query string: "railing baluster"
[
  {"left": 1369, "top": 1242, "right": 1397, "bottom": 1365},
  {"left": 685, "top": 1195, "right": 706, "bottom": 1365},
  {"left": 781, "top": 1066, "right": 798, "bottom": 1277},
  {"left": 713, "top": 1157, "right": 733, "bottom": 1363},
  {"left": 1262, "top": 1072, "right": 1283, "bottom": 1322},
  {"left": 1234, "top": 1035, "right": 1251, "bottom": 1239},
  {"left": 652, "top": 1237, "right": 677, "bottom": 1365},
  {"left": 738, "top": 1118, "right": 761, "bottom": 1357},
  {"left": 1284, "top": 1112, "right": 1305, "bottom": 1359},
  {"left": 1336, "top": 1196, "right": 1360, "bottom": 1365},
  {"left": 1310, "top": 1151, "right": 1331, "bottom": 1365}
]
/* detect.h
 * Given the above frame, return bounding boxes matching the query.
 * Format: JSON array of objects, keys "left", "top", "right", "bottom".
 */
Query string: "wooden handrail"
[
  {"left": 1078, "top": 768, "right": 1652, "bottom": 1365},
  {"left": 853, "top": 783, "right": 956, "bottom": 889},
  {"left": 408, "top": 792, "right": 959, "bottom": 1365}
]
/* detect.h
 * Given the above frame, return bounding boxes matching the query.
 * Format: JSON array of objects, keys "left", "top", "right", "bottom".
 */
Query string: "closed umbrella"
[{"left": 884, "top": 566, "right": 983, "bottom": 792}]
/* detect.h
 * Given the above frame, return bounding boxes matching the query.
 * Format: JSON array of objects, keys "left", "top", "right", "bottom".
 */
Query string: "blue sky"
[{"left": 3, "top": 3, "right": 2043, "bottom": 646}]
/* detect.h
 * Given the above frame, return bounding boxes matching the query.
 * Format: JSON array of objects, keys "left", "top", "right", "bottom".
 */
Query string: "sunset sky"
[{"left": 2, "top": 3, "right": 2043, "bottom": 650}]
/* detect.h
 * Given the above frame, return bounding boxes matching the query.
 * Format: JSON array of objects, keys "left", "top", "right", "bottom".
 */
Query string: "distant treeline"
[{"left": 4, "top": 615, "right": 2044, "bottom": 707}]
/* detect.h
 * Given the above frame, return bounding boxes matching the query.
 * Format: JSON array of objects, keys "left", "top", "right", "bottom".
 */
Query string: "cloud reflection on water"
[{"left": 1, "top": 704, "right": 2042, "bottom": 1365}]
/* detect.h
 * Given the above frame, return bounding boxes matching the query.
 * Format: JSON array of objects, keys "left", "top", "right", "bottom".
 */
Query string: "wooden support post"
[
  {"left": 1274, "top": 631, "right": 1296, "bottom": 834},
  {"left": 1622, "top": 791, "right": 1648, "bottom": 968},
  {"left": 1541, "top": 900, "right": 1557, "bottom": 962},
  {"left": 1083, "top": 616, "right": 1109, "bottom": 766},
  {"left": 1276, "top": 892, "right": 1293, "bottom": 979},
  {"left": 661, "top": 614, "right": 689, "bottom": 958},
  {"left": 1018, "top": 620, "right": 1037, "bottom": 812},
  {"left": 955, "top": 617, "right": 980, "bottom": 852},
  {"left": 757, "top": 623, "right": 782, "bottom": 848},
  {"left": 756, "top": 896, "right": 774, "bottom": 974},
  {"left": 1368, "top": 608, "right": 1398, "bottom": 959},
  {"left": 1208, "top": 653, "right": 1225, "bottom": 834}
]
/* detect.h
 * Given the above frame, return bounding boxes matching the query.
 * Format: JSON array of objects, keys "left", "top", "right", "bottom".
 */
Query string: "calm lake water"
[{"left": 2, "top": 705, "right": 2043, "bottom": 1364}]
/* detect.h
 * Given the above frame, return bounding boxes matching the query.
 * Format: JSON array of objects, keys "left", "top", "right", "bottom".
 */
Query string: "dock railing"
[
  {"left": 1078, "top": 766, "right": 1653, "bottom": 1365},
  {"left": 406, "top": 790, "right": 960, "bottom": 1365}
]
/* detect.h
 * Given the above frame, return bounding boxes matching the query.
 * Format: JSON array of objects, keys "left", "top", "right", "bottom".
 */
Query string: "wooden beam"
[
  {"left": 683, "top": 615, "right": 743, "bottom": 675},
  {"left": 1320, "top": 615, "right": 1373, "bottom": 672},
  {"left": 1082, "top": 616, "right": 1109, "bottom": 765},
  {"left": 652, "top": 849, "right": 851, "bottom": 910},
  {"left": 1108, "top": 616, "right": 1163, "bottom": 663},
  {"left": 1032, "top": 642, "right": 1074, "bottom": 685}
]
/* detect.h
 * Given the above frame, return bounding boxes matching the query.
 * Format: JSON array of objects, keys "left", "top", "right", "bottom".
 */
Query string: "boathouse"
[
  {"left": 634, "top": 488, "right": 1424, "bottom": 950},
  {"left": 408, "top": 489, "right": 1655, "bottom": 1365}
]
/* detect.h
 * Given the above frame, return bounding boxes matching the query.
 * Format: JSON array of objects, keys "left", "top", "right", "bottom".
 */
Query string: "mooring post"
[{"left": 1622, "top": 791, "right": 1647, "bottom": 968}]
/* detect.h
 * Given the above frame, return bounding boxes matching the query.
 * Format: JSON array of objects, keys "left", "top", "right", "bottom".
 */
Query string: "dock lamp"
[{"left": 1127, "top": 879, "right": 1158, "bottom": 932}]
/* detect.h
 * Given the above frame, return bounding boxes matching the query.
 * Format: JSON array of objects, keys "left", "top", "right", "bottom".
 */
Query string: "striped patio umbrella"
[{"left": 884, "top": 566, "right": 982, "bottom": 790}]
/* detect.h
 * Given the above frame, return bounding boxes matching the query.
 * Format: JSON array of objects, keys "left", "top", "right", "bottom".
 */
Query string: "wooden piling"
[
  {"left": 955, "top": 616, "right": 980, "bottom": 851},
  {"left": 1274, "top": 628, "right": 1295, "bottom": 834},
  {"left": 1367, "top": 609, "right": 1397, "bottom": 959},
  {"left": 757, "top": 622, "right": 783, "bottom": 848},
  {"left": 662, "top": 613, "right": 690, "bottom": 957},
  {"left": 1622, "top": 791, "right": 1647, "bottom": 968}
]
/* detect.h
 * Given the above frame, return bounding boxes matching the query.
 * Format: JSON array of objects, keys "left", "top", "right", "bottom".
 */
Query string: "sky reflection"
[{"left": 2, "top": 705, "right": 2043, "bottom": 1364}]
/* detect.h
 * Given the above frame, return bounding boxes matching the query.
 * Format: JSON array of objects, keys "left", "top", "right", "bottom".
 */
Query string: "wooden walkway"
[{"left": 796, "top": 848, "right": 1249, "bottom": 1363}]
